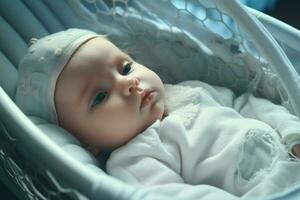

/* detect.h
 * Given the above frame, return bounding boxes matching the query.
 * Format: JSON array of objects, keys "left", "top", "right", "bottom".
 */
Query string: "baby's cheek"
[{"left": 152, "top": 99, "right": 165, "bottom": 120}]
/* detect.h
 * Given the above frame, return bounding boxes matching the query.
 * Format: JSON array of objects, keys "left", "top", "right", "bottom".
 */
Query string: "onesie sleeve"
[
  {"left": 177, "top": 80, "right": 300, "bottom": 152},
  {"left": 233, "top": 93, "right": 300, "bottom": 151}
]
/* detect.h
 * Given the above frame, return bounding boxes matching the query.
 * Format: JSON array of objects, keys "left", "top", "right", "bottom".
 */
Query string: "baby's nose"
[{"left": 121, "top": 77, "right": 142, "bottom": 96}]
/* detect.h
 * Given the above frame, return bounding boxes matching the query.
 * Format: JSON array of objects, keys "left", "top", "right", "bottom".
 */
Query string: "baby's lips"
[
  {"left": 141, "top": 89, "right": 154, "bottom": 101},
  {"left": 140, "top": 90, "right": 156, "bottom": 109}
]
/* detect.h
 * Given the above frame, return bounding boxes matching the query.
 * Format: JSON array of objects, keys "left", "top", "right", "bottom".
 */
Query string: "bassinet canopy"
[{"left": 1, "top": 0, "right": 300, "bottom": 199}]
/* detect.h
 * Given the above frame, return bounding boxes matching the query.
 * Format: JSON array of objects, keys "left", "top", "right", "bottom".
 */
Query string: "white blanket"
[{"left": 107, "top": 80, "right": 300, "bottom": 199}]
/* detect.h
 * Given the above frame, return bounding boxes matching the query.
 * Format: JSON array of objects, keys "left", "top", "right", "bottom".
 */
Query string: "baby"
[
  {"left": 15, "top": 28, "right": 167, "bottom": 154},
  {"left": 15, "top": 28, "right": 300, "bottom": 198}
]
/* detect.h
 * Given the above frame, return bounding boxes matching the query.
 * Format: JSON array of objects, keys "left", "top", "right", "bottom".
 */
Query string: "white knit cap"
[{"left": 15, "top": 28, "right": 100, "bottom": 124}]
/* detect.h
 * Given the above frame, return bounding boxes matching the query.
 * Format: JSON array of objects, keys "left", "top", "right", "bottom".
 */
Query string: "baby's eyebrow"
[{"left": 121, "top": 52, "right": 133, "bottom": 61}]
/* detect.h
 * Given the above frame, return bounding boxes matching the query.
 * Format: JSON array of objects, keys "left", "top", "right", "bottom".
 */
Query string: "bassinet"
[{"left": 1, "top": 0, "right": 300, "bottom": 199}]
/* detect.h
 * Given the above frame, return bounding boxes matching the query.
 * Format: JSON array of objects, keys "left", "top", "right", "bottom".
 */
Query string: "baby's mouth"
[{"left": 140, "top": 90, "right": 156, "bottom": 110}]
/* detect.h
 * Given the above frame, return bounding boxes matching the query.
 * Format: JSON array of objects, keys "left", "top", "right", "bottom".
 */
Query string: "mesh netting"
[
  {"left": 0, "top": 0, "right": 298, "bottom": 199},
  {"left": 74, "top": 0, "right": 292, "bottom": 111},
  {"left": 0, "top": 120, "right": 87, "bottom": 200}
]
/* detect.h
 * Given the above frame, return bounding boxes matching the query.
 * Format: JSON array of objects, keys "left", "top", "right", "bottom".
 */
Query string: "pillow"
[{"left": 28, "top": 116, "right": 107, "bottom": 169}]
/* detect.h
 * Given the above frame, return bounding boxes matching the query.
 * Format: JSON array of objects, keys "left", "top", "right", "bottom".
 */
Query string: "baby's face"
[{"left": 54, "top": 38, "right": 165, "bottom": 153}]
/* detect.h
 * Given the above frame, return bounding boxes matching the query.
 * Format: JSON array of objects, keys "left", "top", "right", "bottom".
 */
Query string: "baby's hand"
[{"left": 292, "top": 144, "right": 300, "bottom": 158}]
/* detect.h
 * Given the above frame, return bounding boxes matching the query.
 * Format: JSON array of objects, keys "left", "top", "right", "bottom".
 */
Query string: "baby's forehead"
[
  {"left": 79, "top": 37, "right": 119, "bottom": 54},
  {"left": 63, "top": 40, "right": 120, "bottom": 80},
  {"left": 69, "top": 38, "right": 122, "bottom": 64}
]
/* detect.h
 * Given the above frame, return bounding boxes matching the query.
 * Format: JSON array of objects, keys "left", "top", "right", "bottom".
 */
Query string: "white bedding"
[{"left": 106, "top": 80, "right": 300, "bottom": 199}]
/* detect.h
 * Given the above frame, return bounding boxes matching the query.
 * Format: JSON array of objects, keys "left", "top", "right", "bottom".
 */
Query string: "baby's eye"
[
  {"left": 121, "top": 62, "right": 133, "bottom": 75},
  {"left": 90, "top": 91, "right": 108, "bottom": 108}
]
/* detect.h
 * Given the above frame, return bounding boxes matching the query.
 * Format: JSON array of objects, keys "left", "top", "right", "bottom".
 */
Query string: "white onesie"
[{"left": 106, "top": 80, "right": 300, "bottom": 199}]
